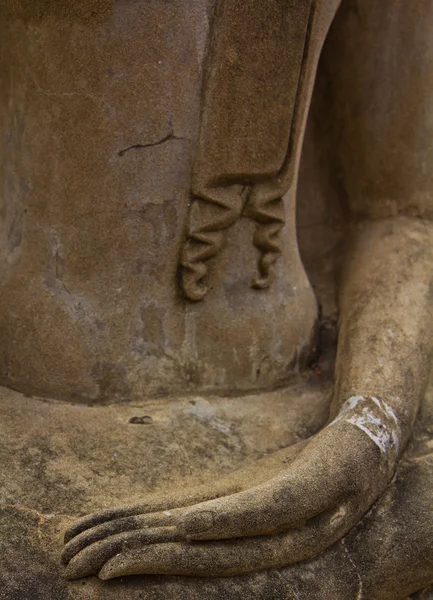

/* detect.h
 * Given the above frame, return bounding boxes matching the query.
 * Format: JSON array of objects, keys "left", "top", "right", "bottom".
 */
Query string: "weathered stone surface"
[
  {"left": 0, "top": 0, "right": 319, "bottom": 403},
  {"left": 0, "top": 375, "right": 432, "bottom": 599},
  {"left": 1, "top": 0, "right": 433, "bottom": 597}
]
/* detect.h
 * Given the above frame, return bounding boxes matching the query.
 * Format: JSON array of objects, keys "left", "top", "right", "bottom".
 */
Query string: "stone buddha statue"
[{"left": 1, "top": 0, "right": 432, "bottom": 598}]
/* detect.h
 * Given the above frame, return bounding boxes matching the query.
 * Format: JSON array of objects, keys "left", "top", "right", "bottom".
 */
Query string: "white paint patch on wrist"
[{"left": 329, "top": 395, "right": 401, "bottom": 459}]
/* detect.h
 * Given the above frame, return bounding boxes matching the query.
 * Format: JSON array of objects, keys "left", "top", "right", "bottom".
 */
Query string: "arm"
[
  {"left": 61, "top": 215, "right": 433, "bottom": 579},
  {"left": 331, "top": 216, "right": 433, "bottom": 462}
]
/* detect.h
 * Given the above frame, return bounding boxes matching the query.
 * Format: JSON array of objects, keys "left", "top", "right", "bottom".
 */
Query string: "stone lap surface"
[{"left": 0, "top": 374, "right": 432, "bottom": 599}]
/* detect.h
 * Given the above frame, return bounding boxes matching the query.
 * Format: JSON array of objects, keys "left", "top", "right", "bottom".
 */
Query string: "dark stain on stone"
[
  {"left": 129, "top": 415, "right": 153, "bottom": 425},
  {"left": 8, "top": 210, "right": 24, "bottom": 252},
  {"left": 92, "top": 361, "right": 131, "bottom": 403},
  {"left": 0, "top": 507, "right": 71, "bottom": 600}
]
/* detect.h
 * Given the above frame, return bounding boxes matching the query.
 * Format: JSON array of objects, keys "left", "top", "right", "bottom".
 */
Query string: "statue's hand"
[{"left": 62, "top": 395, "right": 401, "bottom": 580}]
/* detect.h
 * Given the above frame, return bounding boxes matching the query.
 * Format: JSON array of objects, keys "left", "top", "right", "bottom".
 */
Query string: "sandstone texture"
[
  {"left": 0, "top": 373, "right": 432, "bottom": 599},
  {"left": 1, "top": 0, "right": 433, "bottom": 598}
]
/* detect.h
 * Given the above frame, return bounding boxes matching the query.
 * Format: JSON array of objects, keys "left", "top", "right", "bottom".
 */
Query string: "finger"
[
  {"left": 99, "top": 502, "right": 359, "bottom": 579},
  {"left": 63, "top": 526, "right": 181, "bottom": 580},
  {"left": 64, "top": 441, "right": 309, "bottom": 544},
  {"left": 178, "top": 428, "right": 363, "bottom": 541},
  {"left": 63, "top": 496, "right": 189, "bottom": 544},
  {"left": 64, "top": 507, "right": 149, "bottom": 544},
  {"left": 63, "top": 483, "right": 243, "bottom": 544},
  {"left": 62, "top": 509, "right": 185, "bottom": 565}
]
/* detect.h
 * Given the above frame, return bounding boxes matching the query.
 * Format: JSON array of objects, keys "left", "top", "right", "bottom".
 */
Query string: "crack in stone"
[
  {"left": 272, "top": 568, "right": 300, "bottom": 599},
  {"left": 118, "top": 130, "right": 185, "bottom": 156},
  {"left": 55, "top": 248, "right": 71, "bottom": 297},
  {"left": 341, "top": 538, "right": 363, "bottom": 599}
]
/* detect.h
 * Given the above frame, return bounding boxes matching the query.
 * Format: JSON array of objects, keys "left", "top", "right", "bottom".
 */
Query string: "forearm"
[{"left": 331, "top": 217, "right": 433, "bottom": 449}]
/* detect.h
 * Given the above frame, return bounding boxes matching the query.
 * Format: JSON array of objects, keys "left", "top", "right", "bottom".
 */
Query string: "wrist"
[{"left": 329, "top": 395, "right": 402, "bottom": 477}]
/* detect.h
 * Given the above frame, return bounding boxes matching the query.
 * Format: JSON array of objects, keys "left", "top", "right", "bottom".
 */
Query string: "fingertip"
[
  {"left": 61, "top": 535, "right": 87, "bottom": 566},
  {"left": 98, "top": 566, "right": 114, "bottom": 580},
  {"left": 62, "top": 536, "right": 86, "bottom": 566},
  {"left": 63, "top": 560, "right": 87, "bottom": 581},
  {"left": 63, "top": 516, "right": 96, "bottom": 544},
  {"left": 98, "top": 555, "right": 123, "bottom": 580},
  {"left": 63, "top": 551, "right": 102, "bottom": 580},
  {"left": 60, "top": 547, "right": 70, "bottom": 566},
  {"left": 63, "top": 526, "right": 76, "bottom": 544}
]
